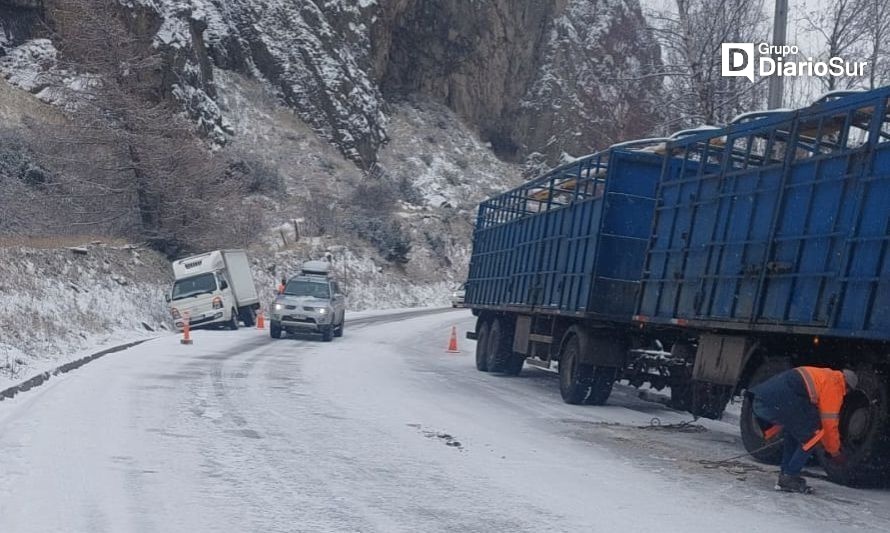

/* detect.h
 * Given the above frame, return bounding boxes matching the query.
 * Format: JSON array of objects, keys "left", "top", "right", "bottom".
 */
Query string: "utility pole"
[{"left": 767, "top": 0, "right": 788, "bottom": 109}]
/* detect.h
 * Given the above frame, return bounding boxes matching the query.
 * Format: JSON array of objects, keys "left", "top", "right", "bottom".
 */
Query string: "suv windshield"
[
  {"left": 172, "top": 273, "right": 218, "bottom": 300},
  {"left": 284, "top": 280, "right": 331, "bottom": 299}
]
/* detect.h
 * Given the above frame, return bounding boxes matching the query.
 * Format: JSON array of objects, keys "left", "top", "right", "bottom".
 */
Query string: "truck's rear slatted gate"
[{"left": 466, "top": 148, "right": 663, "bottom": 320}]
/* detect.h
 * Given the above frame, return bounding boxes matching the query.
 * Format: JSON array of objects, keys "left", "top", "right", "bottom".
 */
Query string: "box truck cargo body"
[{"left": 168, "top": 250, "right": 260, "bottom": 330}]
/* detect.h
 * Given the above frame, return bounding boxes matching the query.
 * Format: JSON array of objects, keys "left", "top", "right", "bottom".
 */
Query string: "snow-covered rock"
[
  {"left": 374, "top": 0, "right": 661, "bottom": 163},
  {"left": 114, "top": 0, "right": 388, "bottom": 165},
  {"left": 0, "top": 0, "right": 660, "bottom": 165}
]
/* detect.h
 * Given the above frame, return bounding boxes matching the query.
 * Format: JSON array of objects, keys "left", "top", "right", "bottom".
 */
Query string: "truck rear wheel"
[
  {"left": 585, "top": 367, "right": 617, "bottom": 405},
  {"left": 670, "top": 381, "right": 732, "bottom": 420},
  {"left": 820, "top": 366, "right": 890, "bottom": 486},
  {"left": 559, "top": 332, "right": 617, "bottom": 406},
  {"left": 739, "top": 358, "right": 790, "bottom": 464},
  {"left": 559, "top": 335, "right": 589, "bottom": 405},
  {"left": 486, "top": 317, "right": 513, "bottom": 373},
  {"left": 475, "top": 320, "right": 490, "bottom": 372},
  {"left": 503, "top": 354, "right": 525, "bottom": 376}
]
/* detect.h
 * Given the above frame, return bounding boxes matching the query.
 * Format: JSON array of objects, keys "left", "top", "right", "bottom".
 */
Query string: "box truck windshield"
[
  {"left": 172, "top": 273, "right": 217, "bottom": 300},
  {"left": 285, "top": 280, "right": 330, "bottom": 299}
]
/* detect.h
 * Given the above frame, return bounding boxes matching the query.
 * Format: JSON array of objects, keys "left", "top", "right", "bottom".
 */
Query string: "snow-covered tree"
[
  {"left": 27, "top": 0, "right": 254, "bottom": 255},
  {"left": 645, "top": 0, "right": 770, "bottom": 131}
]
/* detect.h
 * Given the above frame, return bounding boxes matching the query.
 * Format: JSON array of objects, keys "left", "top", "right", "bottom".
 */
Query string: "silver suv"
[{"left": 270, "top": 262, "right": 346, "bottom": 341}]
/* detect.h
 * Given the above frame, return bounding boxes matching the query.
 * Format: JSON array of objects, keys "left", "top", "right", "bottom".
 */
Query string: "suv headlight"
[
  {"left": 273, "top": 303, "right": 284, "bottom": 311},
  {"left": 318, "top": 307, "right": 328, "bottom": 314}
]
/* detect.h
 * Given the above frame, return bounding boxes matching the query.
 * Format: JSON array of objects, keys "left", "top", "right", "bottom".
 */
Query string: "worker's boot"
[{"left": 775, "top": 473, "right": 813, "bottom": 494}]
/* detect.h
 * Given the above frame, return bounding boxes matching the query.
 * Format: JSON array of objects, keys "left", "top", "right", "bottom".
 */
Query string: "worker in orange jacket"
[
  {"left": 749, "top": 366, "right": 857, "bottom": 493},
  {"left": 278, "top": 277, "right": 287, "bottom": 294}
]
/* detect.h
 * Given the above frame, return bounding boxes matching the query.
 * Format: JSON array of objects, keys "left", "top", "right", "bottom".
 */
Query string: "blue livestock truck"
[{"left": 465, "top": 86, "right": 890, "bottom": 485}]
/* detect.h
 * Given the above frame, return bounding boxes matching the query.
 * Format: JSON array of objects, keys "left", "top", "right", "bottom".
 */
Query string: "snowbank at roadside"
[{"left": 0, "top": 243, "right": 171, "bottom": 390}]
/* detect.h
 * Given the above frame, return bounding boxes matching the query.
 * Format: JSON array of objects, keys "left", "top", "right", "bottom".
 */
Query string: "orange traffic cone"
[
  {"left": 181, "top": 313, "right": 193, "bottom": 345},
  {"left": 256, "top": 309, "right": 265, "bottom": 330},
  {"left": 447, "top": 325, "right": 460, "bottom": 353}
]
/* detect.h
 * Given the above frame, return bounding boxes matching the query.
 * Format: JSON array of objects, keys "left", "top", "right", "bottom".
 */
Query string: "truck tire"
[
  {"left": 669, "top": 381, "right": 732, "bottom": 420},
  {"left": 503, "top": 354, "right": 525, "bottom": 376},
  {"left": 321, "top": 326, "right": 333, "bottom": 342},
  {"left": 240, "top": 307, "right": 256, "bottom": 327},
  {"left": 486, "top": 317, "right": 513, "bottom": 373},
  {"left": 559, "top": 334, "right": 589, "bottom": 405},
  {"left": 270, "top": 322, "right": 283, "bottom": 339},
  {"left": 585, "top": 367, "right": 617, "bottom": 406},
  {"left": 820, "top": 365, "right": 890, "bottom": 486},
  {"left": 739, "top": 358, "right": 790, "bottom": 464},
  {"left": 668, "top": 383, "right": 692, "bottom": 412},
  {"left": 475, "top": 320, "right": 490, "bottom": 372},
  {"left": 228, "top": 309, "right": 239, "bottom": 330}
]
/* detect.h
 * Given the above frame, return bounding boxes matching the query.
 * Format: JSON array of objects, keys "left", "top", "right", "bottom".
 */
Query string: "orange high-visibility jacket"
[{"left": 795, "top": 366, "right": 846, "bottom": 455}]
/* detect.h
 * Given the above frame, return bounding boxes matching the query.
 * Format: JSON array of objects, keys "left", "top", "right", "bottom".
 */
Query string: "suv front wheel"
[{"left": 334, "top": 315, "right": 344, "bottom": 337}]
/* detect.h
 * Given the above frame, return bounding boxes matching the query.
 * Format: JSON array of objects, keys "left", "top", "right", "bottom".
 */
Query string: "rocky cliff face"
[
  {"left": 0, "top": 1, "right": 41, "bottom": 50},
  {"left": 376, "top": 0, "right": 661, "bottom": 162},
  {"left": 511, "top": 0, "right": 662, "bottom": 160},
  {"left": 374, "top": 0, "right": 561, "bottom": 158},
  {"left": 0, "top": 0, "right": 660, "bottom": 168}
]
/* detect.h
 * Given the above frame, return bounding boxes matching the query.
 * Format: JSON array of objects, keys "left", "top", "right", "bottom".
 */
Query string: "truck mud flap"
[{"left": 693, "top": 334, "right": 758, "bottom": 386}]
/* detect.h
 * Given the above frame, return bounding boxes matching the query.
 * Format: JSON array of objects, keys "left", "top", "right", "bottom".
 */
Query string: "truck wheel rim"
[{"left": 842, "top": 390, "right": 872, "bottom": 446}]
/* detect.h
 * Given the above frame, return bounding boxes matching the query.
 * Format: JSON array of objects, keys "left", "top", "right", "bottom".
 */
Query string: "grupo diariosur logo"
[{"left": 721, "top": 43, "right": 868, "bottom": 82}]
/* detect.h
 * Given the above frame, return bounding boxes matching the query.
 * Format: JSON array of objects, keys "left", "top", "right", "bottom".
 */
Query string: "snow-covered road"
[{"left": 1, "top": 309, "right": 889, "bottom": 532}]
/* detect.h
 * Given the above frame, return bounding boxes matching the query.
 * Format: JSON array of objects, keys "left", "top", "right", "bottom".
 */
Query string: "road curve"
[{"left": 0, "top": 308, "right": 887, "bottom": 532}]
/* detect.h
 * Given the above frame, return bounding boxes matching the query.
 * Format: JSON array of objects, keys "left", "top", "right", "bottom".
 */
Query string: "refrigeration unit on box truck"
[{"left": 167, "top": 249, "right": 261, "bottom": 330}]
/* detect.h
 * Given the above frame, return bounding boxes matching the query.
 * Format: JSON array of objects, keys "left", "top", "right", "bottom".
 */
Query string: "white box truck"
[{"left": 166, "top": 250, "right": 260, "bottom": 331}]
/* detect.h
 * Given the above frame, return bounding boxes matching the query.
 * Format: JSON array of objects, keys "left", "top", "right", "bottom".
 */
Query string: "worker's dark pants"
[
  {"left": 749, "top": 369, "right": 822, "bottom": 477},
  {"left": 752, "top": 398, "right": 817, "bottom": 476}
]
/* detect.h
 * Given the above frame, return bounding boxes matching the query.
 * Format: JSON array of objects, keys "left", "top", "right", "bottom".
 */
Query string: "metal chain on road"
[
  {"left": 698, "top": 439, "right": 783, "bottom": 474},
  {"left": 638, "top": 418, "right": 782, "bottom": 476},
  {"left": 639, "top": 416, "right": 707, "bottom": 433},
  {"left": 635, "top": 418, "right": 786, "bottom": 476}
]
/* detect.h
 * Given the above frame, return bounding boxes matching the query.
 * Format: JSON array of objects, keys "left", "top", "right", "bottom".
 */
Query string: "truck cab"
[
  {"left": 167, "top": 250, "right": 260, "bottom": 331},
  {"left": 270, "top": 261, "right": 346, "bottom": 342}
]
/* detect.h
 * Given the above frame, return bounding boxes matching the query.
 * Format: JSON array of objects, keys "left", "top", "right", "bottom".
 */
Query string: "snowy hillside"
[
  {"left": 1, "top": 0, "right": 660, "bottom": 166},
  {"left": 0, "top": 0, "right": 664, "bottom": 384},
  {"left": 0, "top": 243, "right": 171, "bottom": 389}
]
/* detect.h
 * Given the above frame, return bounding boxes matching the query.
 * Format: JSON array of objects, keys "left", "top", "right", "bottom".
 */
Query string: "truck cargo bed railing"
[{"left": 637, "top": 85, "right": 890, "bottom": 341}]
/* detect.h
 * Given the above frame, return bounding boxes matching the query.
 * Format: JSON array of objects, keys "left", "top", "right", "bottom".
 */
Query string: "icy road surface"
[{"left": 2, "top": 309, "right": 889, "bottom": 532}]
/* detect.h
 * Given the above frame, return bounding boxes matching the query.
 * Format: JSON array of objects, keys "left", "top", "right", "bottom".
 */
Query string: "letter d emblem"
[{"left": 722, "top": 43, "right": 755, "bottom": 82}]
